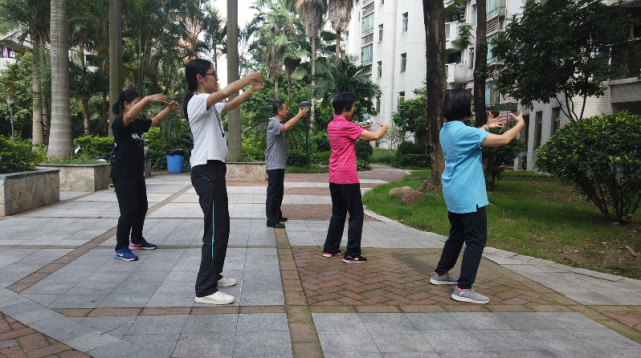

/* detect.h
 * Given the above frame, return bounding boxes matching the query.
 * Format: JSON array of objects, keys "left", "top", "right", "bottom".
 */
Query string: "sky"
[{"left": 210, "top": 0, "right": 259, "bottom": 86}]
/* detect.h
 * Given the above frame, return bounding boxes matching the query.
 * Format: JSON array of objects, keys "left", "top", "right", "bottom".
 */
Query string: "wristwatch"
[{"left": 482, "top": 124, "right": 489, "bottom": 131}]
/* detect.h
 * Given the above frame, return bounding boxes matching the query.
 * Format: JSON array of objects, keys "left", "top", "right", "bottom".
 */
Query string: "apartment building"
[{"left": 344, "top": 0, "right": 427, "bottom": 139}]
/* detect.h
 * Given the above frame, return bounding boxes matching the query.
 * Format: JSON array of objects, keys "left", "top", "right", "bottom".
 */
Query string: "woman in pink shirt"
[{"left": 323, "top": 93, "right": 389, "bottom": 263}]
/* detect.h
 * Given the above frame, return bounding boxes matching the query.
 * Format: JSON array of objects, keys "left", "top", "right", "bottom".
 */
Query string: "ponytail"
[
  {"left": 183, "top": 58, "right": 214, "bottom": 120},
  {"left": 112, "top": 89, "right": 141, "bottom": 115}
]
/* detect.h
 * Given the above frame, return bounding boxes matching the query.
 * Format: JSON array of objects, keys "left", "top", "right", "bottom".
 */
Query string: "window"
[
  {"left": 381, "top": 0, "right": 384, "bottom": 4},
  {"left": 362, "top": 44, "right": 373, "bottom": 65},
  {"left": 402, "top": 13, "right": 408, "bottom": 33},
  {"left": 377, "top": 61, "right": 382, "bottom": 78},
  {"left": 379, "top": 24, "right": 384, "bottom": 42},
  {"left": 401, "top": 53, "right": 407, "bottom": 72},
  {"left": 522, "top": 114, "right": 530, "bottom": 144},
  {"left": 472, "top": 5, "right": 477, "bottom": 26},
  {"left": 376, "top": 97, "right": 381, "bottom": 113},
  {"left": 485, "top": 82, "right": 500, "bottom": 106},
  {"left": 399, "top": 91, "right": 405, "bottom": 103},
  {"left": 552, "top": 108, "right": 561, "bottom": 135},
  {"left": 362, "top": 14, "right": 374, "bottom": 36},
  {"left": 535, "top": 111, "right": 543, "bottom": 149},
  {"left": 487, "top": 0, "right": 506, "bottom": 18}
]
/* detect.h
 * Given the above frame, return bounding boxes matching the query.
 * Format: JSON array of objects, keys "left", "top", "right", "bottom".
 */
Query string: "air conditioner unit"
[
  {"left": 451, "top": 14, "right": 459, "bottom": 21},
  {"left": 460, "top": 9, "right": 466, "bottom": 21}
]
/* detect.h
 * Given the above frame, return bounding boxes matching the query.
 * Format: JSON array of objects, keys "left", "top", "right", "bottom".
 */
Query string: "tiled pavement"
[{"left": 0, "top": 168, "right": 640, "bottom": 357}]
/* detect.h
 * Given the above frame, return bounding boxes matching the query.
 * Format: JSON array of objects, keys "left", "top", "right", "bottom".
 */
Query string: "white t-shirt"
[{"left": 187, "top": 94, "right": 227, "bottom": 167}]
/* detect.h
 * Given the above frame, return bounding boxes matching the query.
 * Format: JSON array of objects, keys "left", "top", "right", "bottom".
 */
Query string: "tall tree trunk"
[
  {"left": 310, "top": 36, "right": 316, "bottom": 131},
  {"left": 474, "top": 0, "right": 488, "bottom": 126},
  {"left": 418, "top": 0, "right": 446, "bottom": 192},
  {"left": 31, "top": 32, "right": 44, "bottom": 145},
  {"left": 286, "top": 67, "right": 293, "bottom": 101},
  {"left": 108, "top": 0, "right": 123, "bottom": 138},
  {"left": 274, "top": 76, "right": 279, "bottom": 100},
  {"left": 82, "top": 99, "right": 90, "bottom": 136},
  {"left": 41, "top": 103, "right": 49, "bottom": 142},
  {"left": 335, "top": 31, "right": 341, "bottom": 59},
  {"left": 226, "top": 0, "right": 242, "bottom": 161},
  {"left": 48, "top": 0, "right": 73, "bottom": 158},
  {"left": 102, "top": 92, "right": 108, "bottom": 135}
]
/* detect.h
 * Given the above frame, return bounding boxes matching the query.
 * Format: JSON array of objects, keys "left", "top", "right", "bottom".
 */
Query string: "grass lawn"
[
  {"left": 285, "top": 166, "right": 329, "bottom": 174},
  {"left": 363, "top": 171, "right": 641, "bottom": 279},
  {"left": 372, "top": 162, "right": 431, "bottom": 171}
]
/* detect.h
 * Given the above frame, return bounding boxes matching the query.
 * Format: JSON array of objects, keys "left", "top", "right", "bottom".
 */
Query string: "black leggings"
[
  {"left": 113, "top": 179, "right": 148, "bottom": 250},
  {"left": 191, "top": 160, "right": 230, "bottom": 297},
  {"left": 434, "top": 206, "right": 487, "bottom": 289}
]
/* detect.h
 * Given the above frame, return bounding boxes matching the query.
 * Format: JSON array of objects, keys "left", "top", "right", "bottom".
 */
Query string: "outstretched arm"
[
  {"left": 208, "top": 71, "right": 265, "bottom": 110},
  {"left": 482, "top": 112, "right": 525, "bottom": 147},
  {"left": 358, "top": 122, "right": 389, "bottom": 141},
  {"left": 281, "top": 108, "right": 308, "bottom": 132},
  {"left": 151, "top": 101, "right": 180, "bottom": 127},
  {"left": 123, "top": 94, "right": 166, "bottom": 126}
]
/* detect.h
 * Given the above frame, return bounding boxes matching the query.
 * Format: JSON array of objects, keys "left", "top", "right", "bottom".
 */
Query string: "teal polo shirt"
[{"left": 440, "top": 120, "right": 489, "bottom": 214}]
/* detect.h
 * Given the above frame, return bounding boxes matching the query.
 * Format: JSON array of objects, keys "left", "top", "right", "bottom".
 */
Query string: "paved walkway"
[{"left": 1, "top": 165, "right": 640, "bottom": 357}]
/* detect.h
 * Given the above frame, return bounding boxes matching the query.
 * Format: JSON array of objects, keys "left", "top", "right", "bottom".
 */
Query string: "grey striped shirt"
[{"left": 265, "top": 117, "right": 287, "bottom": 170}]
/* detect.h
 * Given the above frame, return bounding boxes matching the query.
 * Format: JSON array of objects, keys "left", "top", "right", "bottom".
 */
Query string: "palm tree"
[
  {"left": 200, "top": 5, "right": 225, "bottom": 73},
  {"left": 327, "top": 0, "right": 353, "bottom": 59},
  {"left": 70, "top": 52, "right": 109, "bottom": 136},
  {"left": 310, "top": 56, "right": 381, "bottom": 120},
  {"left": 0, "top": 0, "right": 50, "bottom": 145},
  {"left": 473, "top": 0, "right": 488, "bottom": 127},
  {"left": 48, "top": 0, "right": 73, "bottom": 157},
  {"left": 227, "top": 0, "right": 242, "bottom": 160},
  {"left": 295, "top": 0, "right": 327, "bottom": 129},
  {"left": 108, "top": 0, "right": 122, "bottom": 138}
]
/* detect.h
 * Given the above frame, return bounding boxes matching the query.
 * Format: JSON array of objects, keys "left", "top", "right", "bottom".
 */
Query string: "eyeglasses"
[{"left": 204, "top": 72, "right": 218, "bottom": 78}]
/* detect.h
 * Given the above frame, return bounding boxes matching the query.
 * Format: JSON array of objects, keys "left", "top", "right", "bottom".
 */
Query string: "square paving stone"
[
  {"left": 123, "top": 333, "right": 180, "bottom": 357},
  {"left": 405, "top": 313, "right": 465, "bottom": 331},
  {"left": 567, "top": 328, "right": 641, "bottom": 351},
  {"left": 77, "top": 316, "right": 137, "bottom": 338},
  {"left": 172, "top": 332, "right": 236, "bottom": 357},
  {"left": 449, "top": 313, "right": 513, "bottom": 330},
  {"left": 312, "top": 313, "right": 368, "bottom": 332},
  {"left": 126, "top": 315, "right": 188, "bottom": 336},
  {"left": 233, "top": 331, "right": 293, "bottom": 357},
  {"left": 98, "top": 293, "right": 154, "bottom": 308},
  {"left": 360, "top": 313, "right": 419, "bottom": 332},
  {"left": 369, "top": 330, "right": 434, "bottom": 353},
  {"left": 470, "top": 329, "right": 540, "bottom": 351},
  {"left": 517, "top": 329, "right": 595, "bottom": 351},
  {"left": 182, "top": 314, "right": 238, "bottom": 333},
  {"left": 87, "top": 339, "right": 143, "bottom": 358},
  {"left": 422, "top": 329, "right": 489, "bottom": 352},
  {"left": 317, "top": 329, "right": 380, "bottom": 356},
  {"left": 236, "top": 313, "right": 288, "bottom": 332},
  {"left": 494, "top": 312, "right": 563, "bottom": 330}
]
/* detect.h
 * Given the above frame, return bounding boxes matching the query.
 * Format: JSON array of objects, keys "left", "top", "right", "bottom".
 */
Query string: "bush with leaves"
[
  {"left": 287, "top": 150, "right": 307, "bottom": 167},
  {"left": 356, "top": 140, "right": 373, "bottom": 162},
  {"left": 482, "top": 128, "right": 525, "bottom": 191},
  {"left": 311, "top": 132, "right": 331, "bottom": 152},
  {"left": 396, "top": 141, "right": 421, "bottom": 156},
  {"left": 311, "top": 151, "right": 330, "bottom": 165},
  {"left": 74, "top": 136, "right": 114, "bottom": 158},
  {"left": 535, "top": 111, "right": 641, "bottom": 223},
  {"left": 0, "top": 136, "right": 46, "bottom": 173},
  {"left": 395, "top": 153, "right": 431, "bottom": 168},
  {"left": 356, "top": 159, "right": 371, "bottom": 171}
]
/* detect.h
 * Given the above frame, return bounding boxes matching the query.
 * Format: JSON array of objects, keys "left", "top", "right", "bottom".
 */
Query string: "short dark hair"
[
  {"left": 272, "top": 101, "right": 286, "bottom": 115},
  {"left": 112, "top": 89, "right": 140, "bottom": 115},
  {"left": 442, "top": 88, "right": 473, "bottom": 121},
  {"left": 333, "top": 92, "right": 356, "bottom": 115}
]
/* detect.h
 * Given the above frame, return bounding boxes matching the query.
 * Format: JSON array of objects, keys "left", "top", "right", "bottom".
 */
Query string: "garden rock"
[
  {"left": 389, "top": 186, "right": 413, "bottom": 196},
  {"left": 401, "top": 190, "right": 425, "bottom": 205},
  {"left": 316, "top": 164, "right": 329, "bottom": 170}
]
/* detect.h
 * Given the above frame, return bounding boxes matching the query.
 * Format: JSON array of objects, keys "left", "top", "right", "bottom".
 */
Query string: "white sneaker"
[
  {"left": 218, "top": 277, "right": 237, "bottom": 287},
  {"left": 194, "top": 291, "right": 235, "bottom": 305}
]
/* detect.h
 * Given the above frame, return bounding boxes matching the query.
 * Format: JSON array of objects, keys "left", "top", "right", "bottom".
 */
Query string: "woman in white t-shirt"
[{"left": 183, "top": 58, "right": 264, "bottom": 305}]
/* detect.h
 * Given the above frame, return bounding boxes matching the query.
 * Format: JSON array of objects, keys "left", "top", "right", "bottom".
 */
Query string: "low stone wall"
[
  {"left": 0, "top": 169, "right": 59, "bottom": 216},
  {"left": 37, "top": 163, "right": 112, "bottom": 192},
  {"left": 226, "top": 162, "right": 267, "bottom": 182}
]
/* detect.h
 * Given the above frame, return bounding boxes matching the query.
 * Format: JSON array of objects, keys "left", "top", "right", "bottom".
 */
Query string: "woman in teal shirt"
[{"left": 429, "top": 88, "right": 524, "bottom": 304}]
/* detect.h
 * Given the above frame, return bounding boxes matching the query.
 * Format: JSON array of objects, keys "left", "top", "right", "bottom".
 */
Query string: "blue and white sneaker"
[
  {"left": 129, "top": 238, "right": 157, "bottom": 250},
  {"left": 114, "top": 248, "right": 138, "bottom": 261}
]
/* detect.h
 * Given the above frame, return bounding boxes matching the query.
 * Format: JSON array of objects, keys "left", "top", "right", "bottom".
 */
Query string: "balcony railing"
[
  {"left": 362, "top": 27, "right": 374, "bottom": 37},
  {"left": 363, "top": 0, "right": 375, "bottom": 16},
  {"left": 446, "top": 62, "right": 472, "bottom": 84}
]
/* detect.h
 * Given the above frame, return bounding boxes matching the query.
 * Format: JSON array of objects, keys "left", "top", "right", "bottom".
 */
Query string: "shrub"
[
  {"left": 356, "top": 140, "right": 373, "bottom": 162},
  {"left": 146, "top": 147, "right": 167, "bottom": 170},
  {"left": 237, "top": 145, "right": 265, "bottom": 162},
  {"left": 370, "top": 148, "right": 396, "bottom": 164},
  {"left": 287, "top": 150, "right": 307, "bottom": 167},
  {"left": 74, "top": 136, "right": 114, "bottom": 158},
  {"left": 356, "top": 159, "right": 372, "bottom": 171},
  {"left": 394, "top": 153, "right": 431, "bottom": 167},
  {"left": 0, "top": 136, "right": 46, "bottom": 173},
  {"left": 312, "top": 132, "right": 331, "bottom": 152},
  {"left": 483, "top": 127, "right": 526, "bottom": 191},
  {"left": 396, "top": 141, "right": 421, "bottom": 156},
  {"left": 311, "top": 151, "right": 331, "bottom": 165},
  {"left": 536, "top": 111, "right": 641, "bottom": 223}
]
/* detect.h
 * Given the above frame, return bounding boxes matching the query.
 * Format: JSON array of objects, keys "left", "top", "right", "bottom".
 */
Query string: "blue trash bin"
[{"left": 166, "top": 149, "right": 185, "bottom": 174}]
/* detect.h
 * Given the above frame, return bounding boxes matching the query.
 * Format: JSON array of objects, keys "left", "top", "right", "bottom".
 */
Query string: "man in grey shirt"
[{"left": 265, "top": 101, "right": 308, "bottom": 228}]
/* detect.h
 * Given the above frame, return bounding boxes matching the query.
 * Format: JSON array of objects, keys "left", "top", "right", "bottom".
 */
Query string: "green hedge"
[
  {"left": 394, "top": 153, "right": 431, "bottom": 167},
  {"left": 74, "top": 136, "right": 114, "bottom": 158},
  {"left": 0, "top": 136, "right": 46, "bottom": 173},
  {"left": 356, "top": 140, "right": 373, "bottom": 162},
  {"left": 371, "top": 148, "right": 395, "bottom": 164}
]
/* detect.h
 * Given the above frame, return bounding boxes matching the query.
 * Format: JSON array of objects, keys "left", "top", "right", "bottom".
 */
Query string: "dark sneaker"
[
  {"left": 129, "top": 238, "right": 157, "bottom": 250},
  {"left": 451, "top": 287, "right": 490, "bottom": 304},
  {"left": 114, "top": 248, "right": 138, "bottom": 261},
  {"left": 343, "top": 255, "right": 367, "bottom": 264},
  {"left": 322, "top": 251, "right": 342, "bottom": 258},
  {"left": 430, "top": 272, "right": 458, "bottom": 285},
  {"left": 279, "top": 217, "right": 288, "bottom": 222},
  {"left": 268, "top": 223, "right": 285, "bottom": 228}
]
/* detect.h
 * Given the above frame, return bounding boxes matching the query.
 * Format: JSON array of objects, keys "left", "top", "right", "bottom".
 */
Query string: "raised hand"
[
  {"left": 487, "top": 112, "right": 507, "bottom": 129},
  {"left": 298, "top": 108, "right": 308, "bottom": 117},
  {"left": 248, "top": 70, "right": 265, "bottom": 85},
  {"left": 509, "top": 110, "right": 524, "bottom": 123},
  {"left": 376, "top": 121, "right": 388, "bottom": 128},
  {"left": 250, "top": 80, "right": 265, "bottom": 92},
  {"left": 165, "top": 101, "right": 180, "bottom": 111},
  {"left": 146, "top": 93, "right": 167, "bottom": 103}
]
